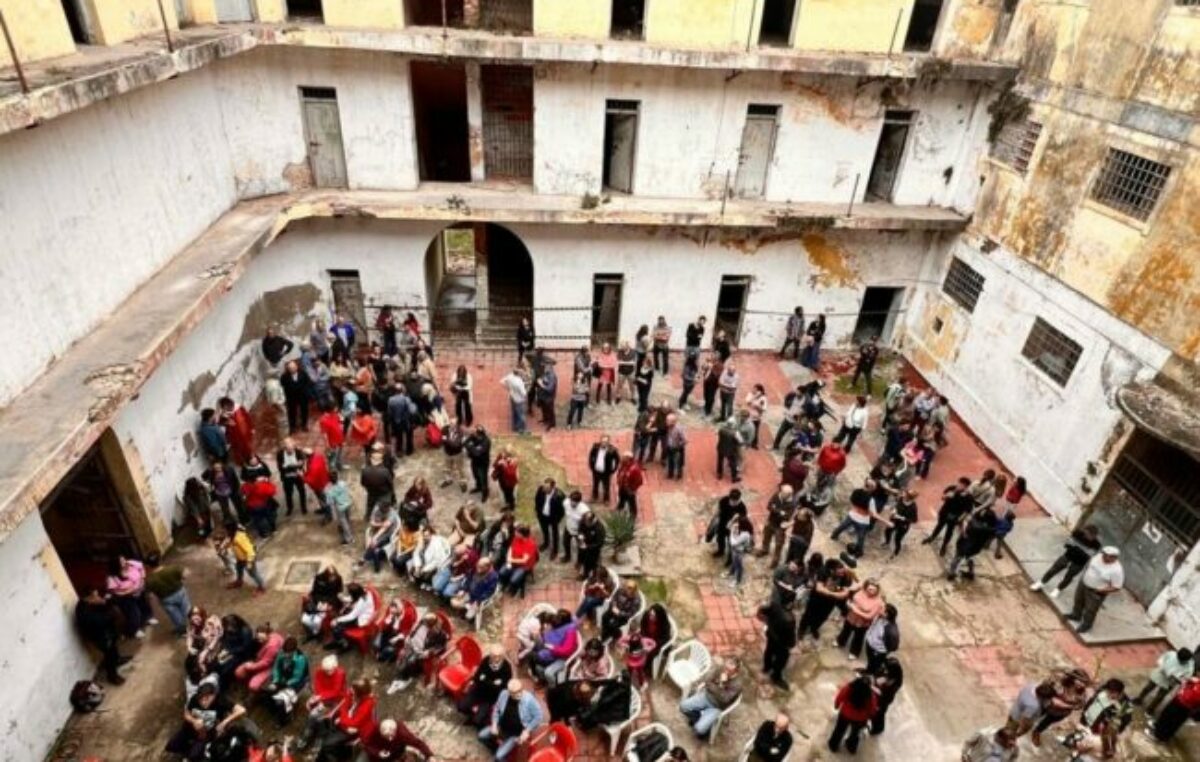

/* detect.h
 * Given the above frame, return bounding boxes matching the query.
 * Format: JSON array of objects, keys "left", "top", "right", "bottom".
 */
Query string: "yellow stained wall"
[
  {"left": 83, "top": 0, "right": 179, "bottom": 46},
  {"left": 323, "top": 0, "right": 402, "bottom": 29},
  {"left": 0, "top": 0, "right": 75, "bottom": 68},
  {"left": 185, "top": 0, "right": 218, "bottom": 25},
  {"left": 793, "top": 0, "right": 913, "bottom": 54},
  {"left": 255, "top": 0, "right": 286, "bottom": 23},
  {"left": 645, "top": 0, "right": 757, "bottom": 49},
  {"left": 936, "top": 0, "right": 1001, "bottom": 59},
  {"left": 534, "top": 0, "right": 610, "bottom": 39}
]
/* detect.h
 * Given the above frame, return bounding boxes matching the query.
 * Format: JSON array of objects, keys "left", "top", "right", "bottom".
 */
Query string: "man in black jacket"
[
  {"left": 685, "top": 316, "right": 706, "bottom": 359},
  {"left": 534, "top": 478, "right": 566, "bottom": 559},
  {"left": 279, "top": 360, "right": 310, "bottom": 432},
  {"left": 75, "top": 588, "right": 128, "bottom": 685},
  {"left": 261, "top": 326, "right": 294, "bottom": 367},
  {"left": 386, "top": 384, "right": 415, "bottom": 456},
  {"left": 465, "top": 426, "right": 493, "bottom": 502},
  {"left": 922, "top": 477, "right": 974, "bottom": 556},
  {"left": 761, "top": 601, "right": 797, "bottom": 689},
  {"left": 576, "top": 511, "right": 607, "bottom": 579},
  {"left": 750, "top": 714, "right": 794, "bottom": 762},
  {"left": 457, "top": 644, "right": 513, "bottom": 727},
  {"left": 588, "top": 435, "right": 619, "bottom": 504},
  {"left": 711, "top": 489, "right": 748, "bottom": 560},
  {"left": 276, "top": 437, "right": 307, "bottom": 516}
]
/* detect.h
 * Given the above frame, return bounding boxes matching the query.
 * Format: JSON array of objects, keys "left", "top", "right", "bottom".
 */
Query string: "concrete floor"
[{"left": 50, "top": 351, "right": 1200, "bottom": 761}]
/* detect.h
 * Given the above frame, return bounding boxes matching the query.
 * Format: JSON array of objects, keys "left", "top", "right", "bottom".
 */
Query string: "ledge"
[
  {"left": 0, "top": 185, "right": 965, "bottom": 539},
  {"left": 0, "top": 23, "right": 1018, "bottom": 136}
]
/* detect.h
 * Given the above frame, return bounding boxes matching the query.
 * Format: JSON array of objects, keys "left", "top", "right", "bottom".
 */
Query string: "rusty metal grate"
[
  {"left": 1021, "top": 317, "right": 1082, "bottom": 387},
  {"left": 1090, "top": 147, "right": 1171, "bottom": 221},
  {"left": 991, "top": 119, "right": 1042, "bottom": 174},
  {"left": 481, "top": 65, "right": 534, "bottom": 180},
  {"left": 285, "top": 560, "right": 321, "bottom": 585},
  {"left": 941, "top": 257, "right": 985, "bottom": 313}
]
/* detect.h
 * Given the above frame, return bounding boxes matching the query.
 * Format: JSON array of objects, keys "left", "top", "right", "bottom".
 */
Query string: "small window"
[
  {"left": 941, "top": 257, "right": 985, "bottom": 313},
  {"left": 1177, "top": 0, "right": 1200, "bottom": 7},
  {"left": 1021, "top": 317, "right": 1082, "bottom": 387},
  {"left": 991, "top": 120, "right": 1042, "bottom": 174},
  {"left": 1090, "top": 148, "right": 1171, "bottom": 222}
]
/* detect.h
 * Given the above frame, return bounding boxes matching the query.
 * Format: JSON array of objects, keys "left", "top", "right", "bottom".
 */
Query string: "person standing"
[
  {"left": 261, "top": 326, "right": 295, "bottom": 368},
  {"left": 360, "top": 447, "right": 395, "bottom": 514},
  {"left": 1134, "top": 647, "right": 1195, "bottom": 713},
  {"left": 711, "top": 489, "right": 748, "bottom": 561},
  {"left": 275, "top": 438, "right": 308, "bottom": 516},
  {"left": 561, "top": 492, "right": 589, "bottom": 565},
  {"left": 588, "top": 435, "right": 619, "bottom": 504},
  {"left": 772, "top": 385, "right": 805, "bottom": 451},
  {"left": 1148, "top": 674, "right": 1200, "bottom": 743},
  {"left": 616, "top": 453, "right": 645, "bottom": 521},
  {"left": 828, "top": 674, "right": 878, "bottom": 755},
  {"left": 318, "top": 403, "right": 345, "bottom": 472},
  {"left": 833, "top": 395, "right": 869, "bottom": 453},
  {"left": 869, "top": 655, "right": 905, "bottom": 737},
  {"left": 882, "top": 489, "right": 919, "bottom": 557},
  {"left": 492, "top": 447, "right": 520, "bottom": 510},
  {"left": 534, "top": 478, "right": 566, "bottom": 560},
  {"left": 224, "top": 522, "right": 267, "bottom": 594},
  {"left": 145, "top": 553, "right": 192, "bottom": 637},
  {"left": 218, "top": 396, "right": 255, "bottom": 466},
  {"left": 864, "top": 605, "right": 900, "bottom": 675},
  {"left": 947, "top": 506, "right": 999, "bottom": 582},
  {"left": 615, "top": 340, "right": 637, "bottom": 404},
  {"left": 717, "top": 361, "right": 739, "bottom": 421},
  {"left": 280, "top": 359, "right": 311, "bottom": 432},
  {"left": 576, "top": 511, "right": 607, "bottom": 580},
  {"left": 440, "top": 418, "right": 468, "bottom": 492},
  {"left": 199, "top": 408, "right": 230, "bottom": 465},
  {"left": 679, "top": 353, "right": 699, "bottom": 409},
  {"left": 567, "top": 372, "right": 589, "bottom": 429},
  {"left": 685, "top": 315, "right": 706, "bottom": 360},
  {"left": 836, "top": 580, "right": 886, "bottom": 660},
  {"left": 594, "top": 342, "right": 617, "bottom": 404},
  {"left": 716, "top": 410, "right": 754, "bottom": 484},
  {"left": 745, "top": 384, "right": 768, "bottom": 449},
  {"left": 635, "top": 356, "right": 655, "bottom": 412},
  {"left": 537, "top": 362, "right": 558, "bottom": 431},
  {"left": 851, "top": 336, "right": 880, "bottom": 394},
  {"left": 324, "top": 471, "right": 355, "bottom": 545},
  {"left": 1030, "top": 524, "right": 1102, "bottom": 598},
  {"left": 652, "top": 316, "right": 672, "bottom": 376},
  {"left": 664, "top": 413, "right": 687, "bottom": 480},
  {"left": 386, "top": 384, "right": 415, "bottom": 457},
  {"left": 922, "top": 478, "right": 974, "bottom": 556},
  {"left": 830, "top": 480, "right": 891, "bottom": 558},
  {"left": 748, "top": 714, "right": 793, "bottom": 762},
  {"left": 465, "top": 425, "right": 493, "bottom": 502},
  {"left": 1067, "top": 547, "right": 1124, "bottom": 634},
  {"left": 76, "top": 588, "right": 127, "bottom": 685},
  {"left": 780, "top": 307, "right": 805, "bottom": 360},
  {"left": 761, "top": 598, "right": 797, "bottom": 689},
  {"left": 451, "top": 365, "right": 474, "bottom": 427},
  {"left": 801, "top": 314, "right": 826, "bottom": 370},
  {"left": 516, "top": 317, "right": 535, "bottom": 363},
  {"left": 701, "top": 353, "right": 723, "bottom": 418},
  {"left": 500, "top": 367, "right": 528, "bottom": 434},
  {"left": 759, "top": 485, "right": 797, "bottom": 569}
]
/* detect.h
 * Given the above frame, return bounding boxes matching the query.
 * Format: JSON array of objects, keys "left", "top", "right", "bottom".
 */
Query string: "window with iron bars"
[
  {"left": 991, "top": 119, "right": 1042, "bottom": 174},
  {"left": 1089, "top": 148, "right": 1171, "bottom": 222},
  {"left": 1021, "top": 317, "right": 1082, "bottom": 387},
  {"left": 941, "top": 257, "right": 985, "bottom": 313}
]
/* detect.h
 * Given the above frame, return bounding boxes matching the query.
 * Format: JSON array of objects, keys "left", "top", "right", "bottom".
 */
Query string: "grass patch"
[
  {"left": 493, "top": 434, "right": 574, "bottom": 527},
  {"left": 639, "top": 577, "right": 670, "bottom": 607},
  {"left": 833, "top": 356, "right": 896, "bottom": 399}
]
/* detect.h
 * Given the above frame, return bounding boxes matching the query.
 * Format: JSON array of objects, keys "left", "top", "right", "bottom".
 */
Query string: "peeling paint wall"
[
  {"left": 0, "top": 0, "right": 75, "bottom": 67},
  {"left": 935, "top": 0, "right": 1002, "bottom": 60}
]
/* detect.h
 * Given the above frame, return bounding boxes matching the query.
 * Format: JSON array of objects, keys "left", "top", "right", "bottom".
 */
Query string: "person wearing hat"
[{"left": 1067, "top": 546, "right": 1124, "bottom": 634}]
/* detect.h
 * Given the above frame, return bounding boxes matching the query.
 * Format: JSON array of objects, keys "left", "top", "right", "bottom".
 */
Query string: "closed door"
[
  {"left": 604, "top": 101, "right": 639, "bottom": 194},
  {"left": 592, "top": 275, "right": 623, "bottom": 344},
  {"left": 214, "top": 0, "right": 254, "bottom": 22},
  {"left": 329, "top": 270, "right": 368, "bottom": 340},
  {"left": 734, "top": 106, "right": 779, "bottom": 199},
  {"left": 301, "top": 88, "right": 349, "bottom": 188}
]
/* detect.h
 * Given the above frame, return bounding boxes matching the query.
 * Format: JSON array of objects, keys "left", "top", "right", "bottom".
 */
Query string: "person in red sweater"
[
  {"left": 616, "top": 453, "right": 645, "bottom": 521},
  {"left": 303, "top": 449, "right": 332, "bottom": 517},
  {"left": 318, "top": 404, "right": 346, "bottom": 471},
  {"left": 816, "top": 442, "right": 848, "bottom": 490},
  {"left": 348, "top": 408, "right": 378, "bottom": 455},
  {"left": 500, "top": 524, "right": 539, "bottom": 597},
  {"left": 248, "top": 741, "right": 292, "bottom": 762},
  {"left": 360, "top": 718, "right": 433, "bottom": 761},
  {"left": 1151, "top": 674, "right": 1200, "bottom": 742},
  {"left": 314, "top": 677, "right": 377, "bottom": 761},
  {"left": 828, "top": 674, "right": 879, "bottom": 755},
  {"left": 240, "top": 478, "right": 278, "bottom": 539},
  {"left": 491, "top": 447, "right": 520, "bottom": 510},
  {"left": 219, "top": 396, "right": 255, "bottom": 466},
  {"left": 298, "top": 655, "right": 347, "bottom": 750}
]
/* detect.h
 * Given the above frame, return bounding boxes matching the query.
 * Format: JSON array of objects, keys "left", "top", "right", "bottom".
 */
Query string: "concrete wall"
[
  {"left": 901, "top": 236, "right": 1172, "bottom": 521},
  {"left": 793, "top": 0, "right": 913, "bottom": 54},
  {"left": 534, "top": 0, "right": 610, "bottom": 38},
  {"left": 1150, "top": 540, "right": 1200, "bottom": 649},
  {"left": 645, "top": 0, "right": 757, "bottom": 50},
  {"left": 0, "top": 512, "right": 94, "bottom": 762},
  {"left": 83, "top": 0, "right": 179, "bottom": 45},
  {"left": 0, "top": 0, "right": 75, "bottom": 67},
  {"left": 322, "top": 0, "right": 403, "bottom": 29}
]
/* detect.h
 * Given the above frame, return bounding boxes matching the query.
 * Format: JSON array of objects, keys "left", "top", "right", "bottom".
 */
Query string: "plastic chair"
[
  {"left": 473, "top": 589, "right": 499, "bottom": 631},
  {"left": 559, "top": 643, "right": 612, "bottom": 685},
  {"left": 665, "top": 639, "right": 712, "bottom": 696},
  {"left": 342, "top": 586, "right": 385, "bottom": 654},
  {"left": 601, "top": 686, "right": 641, "bottom": 756},
  {"left": 592, "top": 567, "right": 623, "bottom": 621},
  {"left": 708, "top": 692, "right": 742, "bottom": 744},
  {"left": 437, "top": 635, "right": 484, "bottom": 700},
  {"left": 517, "top": 603, "right": 557, "bottom": 660},
  {"left": 624, "top": 723, "right": 674, "bottom": 762},
  {"left": 650, "top": 611, "right": 679, "bottom": 681},
  {"left": 528, "top": 722, "right": 579, "bottom": 762}
]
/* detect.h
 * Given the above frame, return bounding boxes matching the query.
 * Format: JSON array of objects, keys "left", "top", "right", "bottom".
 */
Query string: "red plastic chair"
[
  {"left": 437, "top": 635, "right": 484, "bottom": 700},
  {"left": 528, "top": 722, "right": 579, "bottom": 762},
  {"left": 342, "top": 586, "right": 385, "bottom": 654}
]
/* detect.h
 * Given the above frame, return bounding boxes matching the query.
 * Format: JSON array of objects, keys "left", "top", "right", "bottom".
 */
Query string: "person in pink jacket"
[
  {"left": 105, "top": 556, "right": 155, "bottom": 639},
  {"left": 235, "top": 623, "right": 285, "bottom": 692}
]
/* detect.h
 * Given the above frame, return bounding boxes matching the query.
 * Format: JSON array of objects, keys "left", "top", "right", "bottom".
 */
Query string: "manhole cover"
[{"left": 285, "top": 560, "right": 320, "bottom": 585}]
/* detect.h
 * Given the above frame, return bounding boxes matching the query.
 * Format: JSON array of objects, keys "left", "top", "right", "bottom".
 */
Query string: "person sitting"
[
  {"left": 619, "top": 631, "right": 657, "bottom": 690},
  {"left": 478, "top": 679, "right": 545, "bottom": 761},
  {"left": 481, "top": 513, "right": 515, "bottom": 568},
  {"left": 748, "top": 713, "right": 793, "bottom": 762},
  {"left": 388, "top": 613, "right": 449, "bottom": 694},
  {"left": 547, "top": 679, "right": 600, "bottom": 725},
  {"left": 184, "top": 653, "right": 220, "bottom": 702},
  {"left": 561, "top": 637, "right": 614, "bottom": 684},
  {"left": 576, "top": 566, "right": 616, "bottom": 622},
  {"left": 577, "top": 671, "right": 635, "bottom": 731},
  {"left": 408, "top": 526, "right": 452, "bottom": 588},
  {"left": 297, "top": 656, "right": 348, "bottom": 751},
  {"left": 360, "top": 718, "right": 433, "bottom": 762},
  {"left": 262, "top": 637, "right": 309, "bottom": 727},
  {"left": 601, "top": 581, "right": 641, "bottom": 642},
  {"left": 530, "top": 610, "right": 580, "bottom": 684},
  {"left": 327, "top": 583, "right": 376, "bottom": 653},
  {"left": 499, "top": 524, "right": 539, "bottom": 597},
  {"left": 448, "top": 501, "right": 487, "bottom": 548},
  {"left": 433, "top": 544, "right": 479, "bottom": 598},
  {"left": 680, "top": 658, "right": 742, "bottom": 739},
  {"left": 450, "top": 558, "right": 500, "bottom": 621},
  {"left": 301, "top": 565, "right": 344, "bottom": 641},
  {"left": 361, "top": 501, "right": 400, "bottom": 574},
  {"left": 164, "top": 683, "right": 253, "bottom": 761},
  {"left": 213, "top": 614, "right": 257, "bottom": 686},
  {"left": 516, "top": 609, "right": 554, "bottom": 662},
  {"left": 234, "top": 623, "right": 284, "bottom": 692},
  {"left": 187, "top": 606, "right": 222, "bottom": 669},
  {"left": 389, "top": 519, "right": 422, "bottom": 576},
  {"left": 373, "top": 599, "right": 409, "bottom": 664},
  {"left": 314, "top": 678, "right": 377, "bottom": 762},
  {"left": 401, "top": 477, "right": 434, "bottom": 523},
  {"left": 458, "top": 644, "right": 514, "bottom": 728}
]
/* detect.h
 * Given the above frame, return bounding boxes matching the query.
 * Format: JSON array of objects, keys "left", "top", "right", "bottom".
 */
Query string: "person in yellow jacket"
[{"left": 224, "top": 522, "right": 266, "bottom": 593}]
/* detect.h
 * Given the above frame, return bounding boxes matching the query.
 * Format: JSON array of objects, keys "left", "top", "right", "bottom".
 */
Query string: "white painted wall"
[
  {"left": 0, "top": 512, "right": 94, "bottom": 762},
  {"left": 900, "top": 237, "right": 1172, "bottom": 521},
  {"left": 1149, "top": 541, "right": 1200, "bottom": 647}
]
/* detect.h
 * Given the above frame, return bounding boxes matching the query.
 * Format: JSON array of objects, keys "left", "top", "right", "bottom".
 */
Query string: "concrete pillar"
[
  {"left": 465, "top": 61, "right": 487, "bottom": 182},
  {"left": 474, "top": 224, "right": 490, "bottom": 337}
]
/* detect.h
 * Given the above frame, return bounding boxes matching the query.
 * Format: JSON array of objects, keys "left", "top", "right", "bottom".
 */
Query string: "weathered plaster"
[{"left": 0, "top": 0, "right": 75, "bottom": 68}]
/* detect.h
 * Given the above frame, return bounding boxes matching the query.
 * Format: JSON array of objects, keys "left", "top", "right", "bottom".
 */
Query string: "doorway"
[
  {"left": 300, "top": 87, "right": 348, "bottom": 188},
  {"left": 611, "top": 0, "right": 646, "bottom": 40},
  {"left": 758, "top": 0, "right": 796, "bottom": 46},
  {"left": 852, "top": 287, "right": 905, "bottom": 344},
  {"left": 329, "top": 270, "right": 368, "bottom": 344},
  {"left": 411, "top": 61, "right": 471, "bottom": 182},
  {"left": 592, "top": 274, "right": 624, "bottom": 345},
  {"left": 406, "top": 0, "right": 465, "bottom": 26},
  {"left": 480, "top": 0, "right": 532, "bottom": 33},
  {"left": 903, "top": 0, "right": 944, "bottom": 52},
  {"left": 715, "top": 276, "right": 752, "bottom": 345},
  {"left": 866, "top": 110, "right": 914, "bottom": 202},
  {"left": 60, "top": 0, "right": 92, "bottom": 43},
  {"left": 603, "top": 100, "right": 640, "bottom": 194},
  {"left": 40, "top": 434, "right": 143, "bottom": 594},
  {"left": 287, "top": 0, "right": 324, "bottom": 20},
  {"left": 423, "top": 223, "right": 532, "bottom": 344},
  {"left": 481, "top": 65, "right": 535, "bottom": 181},
  {"left": 734, "top": 104, "right": 779, "bottom": 199}
]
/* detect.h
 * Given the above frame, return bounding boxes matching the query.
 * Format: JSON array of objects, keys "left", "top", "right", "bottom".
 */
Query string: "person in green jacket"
[{"left": 264, "top": 637, "right": 309, "bottom": 726}]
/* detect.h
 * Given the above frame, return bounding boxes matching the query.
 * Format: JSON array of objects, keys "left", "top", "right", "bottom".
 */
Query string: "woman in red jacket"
[
  {"left": 828, "top": 674, "right": 879, "bottom": 755},
  {"left": 298, "top": 655, "right": 347, "bottom": 750},
  {"left": 303, "top": 449, "right": 332, "bottom": 516},
  {"left": 616, "top": 453, "right": 645, "bottom": 521},
  {"left": 491, "top": 448, "right": 520, "bottom": 510},
  {"left": 316, "top": 677, "right": 377, "bottom": 761}
]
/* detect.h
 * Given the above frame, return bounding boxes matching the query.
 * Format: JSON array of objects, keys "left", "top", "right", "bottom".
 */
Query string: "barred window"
[
  {"left": 991, "top": 119, "right": 1042, "bottom": 174},
  {"left": 941, "top": 257, "right": 985, "bottom": 313},
  {"left": 1021, "top": 318, "right": 1082, "bottom": 387},
  {"left": 1090, "top": 148, "right": 1171, "bottom": 221}
]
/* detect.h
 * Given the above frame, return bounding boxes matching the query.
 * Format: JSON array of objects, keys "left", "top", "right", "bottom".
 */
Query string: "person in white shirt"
[
  {"left": 1134, "top": 647, "right": 1195, "bottom": 712},
  {"left": 561, "top": 493, "right": 590, "bottom": 566},
  {"left": 408, "top": 527, "right": 452, "bottom": 586},
  {"left": 833, "top": 395, "right": 870, "bottom": 453},
  {"left": 961, "top": 726, "right": 1019, "bottom": 762},
  {"left": 1067, "top": 546, "right": 1124, "bottom": 634},
  {"left": 500, "top": 368, "right": 528, "bottom": 434},
  {"left": 330, "top": 583, "right": 376, "bottom": 651}
]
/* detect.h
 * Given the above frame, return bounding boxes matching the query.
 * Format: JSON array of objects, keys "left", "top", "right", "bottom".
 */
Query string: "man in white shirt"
[
  {"left": 1067, "top": 546, "right": 1124, "bottom": 634},
  {"left": 500, "top": 368, "right": 528, "bottom": 434},
  {"left": 833, "top": 395, "right": 869, "bottom": 453},
  {"left": 560, "top": 493, "right": 590, "bottom": 566}
]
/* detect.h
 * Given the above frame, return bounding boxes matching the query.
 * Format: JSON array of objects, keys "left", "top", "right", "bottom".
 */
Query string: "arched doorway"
[{"left": 423, "top": 223, "right": 533, "bottom": 344}]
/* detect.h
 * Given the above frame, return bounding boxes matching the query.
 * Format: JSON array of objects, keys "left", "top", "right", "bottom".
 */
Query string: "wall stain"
[
  {"left": 236, "top": 283, "right": 324, "bottom": 351},
  {"left": 800, "top": 233, "right": 860, "bottom": 288},
  {"left": 178, "top": 370, "right": 217, "bottom": 414},
  {"left": 282, "top": 160, "right": 314, "bottom": 191}
]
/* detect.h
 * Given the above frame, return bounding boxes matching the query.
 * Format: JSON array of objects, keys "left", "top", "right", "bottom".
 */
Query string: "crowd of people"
[{"left": 67, "top": 305, "right": 1195, "bottom": 761}]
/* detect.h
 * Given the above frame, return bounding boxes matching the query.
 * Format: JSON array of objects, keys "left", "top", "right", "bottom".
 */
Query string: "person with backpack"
[
  {"left": 864, "top": 604, "right": 900, "bottom": 674},
  {"left": 75, "top": 588, "right": 128, "bottom": 686}
]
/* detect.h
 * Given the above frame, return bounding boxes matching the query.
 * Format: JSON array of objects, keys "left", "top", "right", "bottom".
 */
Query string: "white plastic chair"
[
  {"left": 560, "top": 643, "right": 613, "bottom": 685},
  {"left": 592, "top": 567, "right": 623, "bottom": 621},
  {"left": 625, "top": 722, "right": 675, "bottom": 762},
  {"left": 472, "top": 589, "right": 498, "bottom": 631},
  {"left": 516, "top": 602, "right": 556, "bottom": 660},
  {"left": 709, "top": 692, "right": 742, "bottom": 745},
  {"left": 665, "top": 639, "right": 712, "bottom": 696},
  {"left": 651, "top": 612, "right": 679, "bottom": 681},
  {"left": 602, "top": 686, "right": 642, "bottom": 756}
]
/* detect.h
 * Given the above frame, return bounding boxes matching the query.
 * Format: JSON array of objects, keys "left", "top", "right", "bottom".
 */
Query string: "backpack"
[
  {"left": 425, "top": 422, "right": 443, "bottom": 447},
  {"left": 69, "top": 680, "right": 105, "bottom": 713}
]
